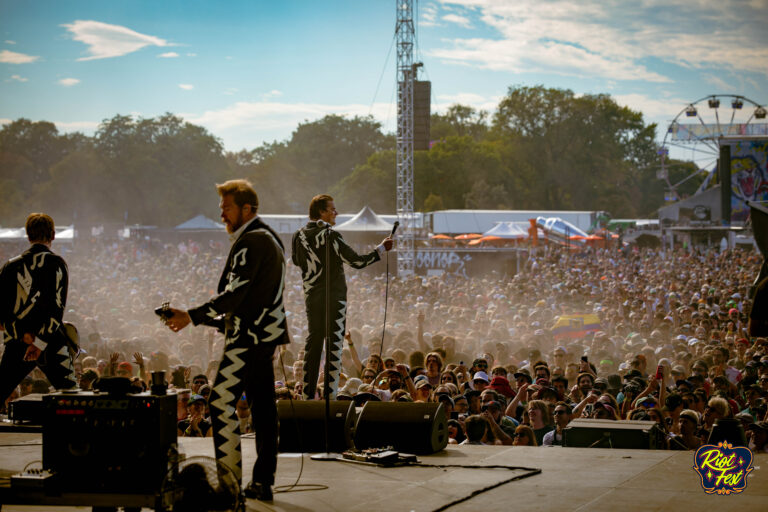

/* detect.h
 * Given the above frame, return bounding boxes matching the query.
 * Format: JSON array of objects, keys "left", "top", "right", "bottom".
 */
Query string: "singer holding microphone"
[{"left": 292, "top": 195, "right": 394, "bottom": 400}]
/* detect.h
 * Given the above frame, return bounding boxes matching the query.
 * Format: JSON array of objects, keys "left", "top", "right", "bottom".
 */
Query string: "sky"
[{"left": 1, "top": 0, "right": 767, "bottom": 168}]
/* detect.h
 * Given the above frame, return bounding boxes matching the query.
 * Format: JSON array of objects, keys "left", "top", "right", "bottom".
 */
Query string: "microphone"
[{"left": 389, "top": 221, "right": 399, "bottom": 238}]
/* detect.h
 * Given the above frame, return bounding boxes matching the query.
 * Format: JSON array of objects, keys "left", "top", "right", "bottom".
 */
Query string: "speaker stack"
[
  {"left": 277, "top": 400, "right": 357, "bottom": 453},
  {"left": 277, "top": 400, "right": 448, "bottom": 455},
  {"left": 354, "top": 401, "right": 448, "bottom": 454}
]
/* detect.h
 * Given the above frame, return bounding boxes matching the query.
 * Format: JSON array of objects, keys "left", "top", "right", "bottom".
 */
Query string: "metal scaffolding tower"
[{"left": 396, "top": 0, "right": 415, "bottom": 275}]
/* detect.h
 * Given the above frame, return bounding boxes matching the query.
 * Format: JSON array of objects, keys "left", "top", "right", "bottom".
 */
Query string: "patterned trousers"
[
  {"left": 302, "top": 295, "right": 346, "bottom": 400},
  {"left": 0, "top": 338, "right": 76, "bottom": 403},
  {"left": 209, "top": 338, "right": 277, "bottom": 486}
]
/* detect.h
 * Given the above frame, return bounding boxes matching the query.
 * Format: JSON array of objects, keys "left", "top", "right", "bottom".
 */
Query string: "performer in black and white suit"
[
  {"left": 0, "top": 213, "right": 76, "bottom": 404},
  {"left": 292, "top": 195, "right": 392, "bottom": 400},
  {"left": 165, "top": 180, "right": 289, "bottom": 502}
]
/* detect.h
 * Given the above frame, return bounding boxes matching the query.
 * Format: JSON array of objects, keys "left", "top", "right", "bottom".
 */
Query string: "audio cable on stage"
[{"left": 334, "top": 456, "right": 542, "bottom": 512}]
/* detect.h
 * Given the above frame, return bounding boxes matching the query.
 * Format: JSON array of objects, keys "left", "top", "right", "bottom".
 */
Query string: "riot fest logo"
[{"left": 693, "top": 442, "right": 754, "bottom": 495}]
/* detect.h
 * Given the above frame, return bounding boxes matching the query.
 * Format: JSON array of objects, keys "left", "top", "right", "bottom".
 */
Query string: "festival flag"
[{"left": 551, "top": 314, "right": 602, "bottom": 340}]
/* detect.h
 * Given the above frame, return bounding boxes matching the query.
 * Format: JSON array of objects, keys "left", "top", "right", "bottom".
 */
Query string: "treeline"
[{"left": 0, "top": 85, "right": 700, "bottom": 227}]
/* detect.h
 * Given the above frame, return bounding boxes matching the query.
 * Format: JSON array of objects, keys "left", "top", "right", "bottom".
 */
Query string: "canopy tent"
[
  {"left": 468, "top": 235, "right": 502, "bottom": 246},
  {"left": 175, "top": 214, "right": 224, "bottom": 230},
  {"left": 0, "top": 226, "right": 74, "bottom": 240},
  {"left": 334, "top": 206, "right": 393, "bottom": 233},
  {"left": 56, "top": 227, "right": 74, "bottom": 239},
  {"left": 0, "top": 228, "right": 26, "bottom": 239},
  {"left": 482, "top": 221, "right": 528, "bottom": 239}
]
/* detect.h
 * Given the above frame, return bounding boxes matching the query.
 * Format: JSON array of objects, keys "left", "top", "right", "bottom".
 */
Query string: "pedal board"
[
  {"left": 341, "top": 447, "right": 418, "bottom": 465},
  {"left": 11, "top": 468, "right": 58, "bottom": 491}
]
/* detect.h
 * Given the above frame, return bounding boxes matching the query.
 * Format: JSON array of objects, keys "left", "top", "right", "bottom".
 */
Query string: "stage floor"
[{"left": 0, "top": 433, "right": 766, "bottom": 511}]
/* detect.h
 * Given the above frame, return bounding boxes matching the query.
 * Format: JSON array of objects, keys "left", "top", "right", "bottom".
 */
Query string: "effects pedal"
[{"left": 11, "top": 468, "right": 57, "bottom": 491}]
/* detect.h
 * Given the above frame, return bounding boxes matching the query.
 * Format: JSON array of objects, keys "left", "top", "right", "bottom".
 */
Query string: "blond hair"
[{"left": 216, "top": 179, "right": 258, "bottom": 211}]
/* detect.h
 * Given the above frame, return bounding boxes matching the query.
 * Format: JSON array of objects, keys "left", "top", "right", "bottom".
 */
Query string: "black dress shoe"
[{"left": 244, "top": 481, "right": 273, "bottom": 501}]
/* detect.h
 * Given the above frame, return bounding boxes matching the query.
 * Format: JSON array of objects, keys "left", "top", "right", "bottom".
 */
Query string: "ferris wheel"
[{"left": 658, "top": 94, "right": 767, "bottom": 201}]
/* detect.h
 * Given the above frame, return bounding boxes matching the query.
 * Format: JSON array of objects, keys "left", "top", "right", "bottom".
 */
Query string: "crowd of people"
[{"left": 2, "top": 236, "right": 767, "bottom": 453}]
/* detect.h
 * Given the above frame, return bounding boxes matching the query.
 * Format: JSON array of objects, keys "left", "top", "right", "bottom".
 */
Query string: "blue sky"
[{"left": 1, "top": 0, "right": 766, "bottom": 167}]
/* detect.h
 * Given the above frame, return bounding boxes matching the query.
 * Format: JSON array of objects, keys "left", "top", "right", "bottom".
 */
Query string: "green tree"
[
  {"left": 431, "top": 104, "right": 489, "bottom": 141},
  {"left": 491, "top": 85, "right": 658, "bottom": 216},
  {"left": 332, "top": 149, "right": 396, "bottom": 212}
]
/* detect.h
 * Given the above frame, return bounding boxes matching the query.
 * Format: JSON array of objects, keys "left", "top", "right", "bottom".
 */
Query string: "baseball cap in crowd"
[
  {"left": 353, "top": 392, "right": 380, "bottom": 407},
  {"left": 415, "top": 379, "right": 433, "bottom": 390},
  {"left": 488, "top": 376, "right": 516, "bottom": 398},
  {"left": 473, "top": 371, "right": 490, "bottom": 383},
  {"left": 436, "top": 393, "right": 455, "bottom": 408},
  {"left": 747, "top": 421, "right": 768, "bottom": 433},
  {"left": 190, "top": 394, "right": 207, "bottom": 405},
  {"left": 513, "top": 369, "right": 533, "bottom": 383},
  {"left": 117, "top": 362, "right": 133, "bottom": 374},
  {"left": 339, "top": 378, "right": 362, "bottom": 397},
  {"left": 481, "top": 400, "right": 502, "bottom": 412},
  {"left": 679, "top": 409, "right": 700, "bottom": 425}
]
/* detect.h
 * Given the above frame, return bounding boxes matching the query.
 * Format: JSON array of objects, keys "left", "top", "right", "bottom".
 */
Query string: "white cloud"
[
  {"left": 701, "top": 73, "right": 733, "bottom": 91},
  {"left": 432, "top": 0, "right": 768, "bottom": 81},
  {"left": 0, "top": 118, "right": 12, "bottom": 125},
  {"left": 62, "top": 20, "right": 170, "bottom": 61},
  {"left": 58, "top": 78, "right": 80, "bottom": 86},
  {"left": 224, "top": 87, "right": 239, "bottom": 95},
  {"left": 5, "top": 40, "right": 16, "bottom": 45},
  {"left": 178, "top": 83, "right": 194, "bottom": 90},
  {"left": 157, "top": 52, "right": 179, "bottom": 58},
  {"left": 421, "top": 3, "right": 441, "bottom": 26},
  {"left": 0, "top": 49, "right": 39, "bottom": 64},
  {"left": 612, "top": 93, "right": 689, "bottom": 120},
  {"left": 261, "top": 89, "right": 283, "bottom": 99},
  {"left": 7, "top": 74, "right": 28, "bottom": 82},
  {"left": 55, "top": 120, "right": 100, "bottom": 132},
  {"left": 183, "top": 100, "right": 396, "bottom": 149},
  {"left": 434, "top": 91, "right": 500, "bottom": 112},
  {"left": 442, "top": 13, "right": 473, "bottom": 28},
  {"left": 186, "top": 52, "right": 197, "bottom": 57}
]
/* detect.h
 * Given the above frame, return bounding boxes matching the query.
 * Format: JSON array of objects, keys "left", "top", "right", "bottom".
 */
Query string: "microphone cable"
[{"left": 377, "top": 221, "right": 399, "bottom": 359}]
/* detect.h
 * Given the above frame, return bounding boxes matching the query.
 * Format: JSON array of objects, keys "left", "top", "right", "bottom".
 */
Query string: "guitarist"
[
  {"left": 164, "top": 180, "right": 289, "bottom": 502},
  {"left": 0, "top": 213, "right": 77, "bottom": 404}
]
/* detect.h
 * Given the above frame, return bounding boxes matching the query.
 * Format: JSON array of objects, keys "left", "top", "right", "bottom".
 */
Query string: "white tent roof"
[
  {"left": 175, "top": 214, "right": 224, "bottom": 230},
  {"left": 0, "top": 228, "right": 25, "bottom": 239},
  {"left": 334, "top": 206, "right": 393, "bottom": 233},
  {"left": 482, "top": 221, "right": 528, "bottom": 239},
  {"left": 56, "top": 227, "right": 74, "bottom": 239}
]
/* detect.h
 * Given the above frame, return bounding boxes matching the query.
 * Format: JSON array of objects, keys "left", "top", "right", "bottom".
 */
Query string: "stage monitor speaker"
[
  {"left": 353, "top": 401, "right": 447, "bottom": 454},
  {"left": 563, "top": 418, "right": 663, "bottom": 449},
  {"left": 277, "top": 400, "right": 356, "bottom": 453},
  {"left": 43, "top": 391, "right": 177, "bottom": 493}
]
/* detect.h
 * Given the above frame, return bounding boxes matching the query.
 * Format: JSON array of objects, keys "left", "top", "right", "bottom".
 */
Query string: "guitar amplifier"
[{"left": 42, "top": 390, "right": 178, "bottom": 494}]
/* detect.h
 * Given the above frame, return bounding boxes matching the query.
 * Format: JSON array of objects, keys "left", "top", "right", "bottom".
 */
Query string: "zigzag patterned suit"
[
  {"left": 188, "top": 217, "right": 289, "bottom": 486},
  {"left": 291, "top": 221, "right": 382, "bottom": 400},
  {"left": 0, "top": 244, "right": 76, "bottom": 403}
]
